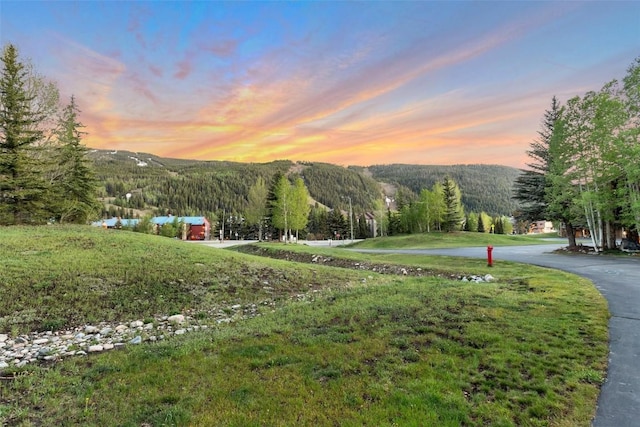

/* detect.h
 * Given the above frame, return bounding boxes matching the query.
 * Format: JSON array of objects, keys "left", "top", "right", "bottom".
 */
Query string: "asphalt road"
[
  {"left": 187, "top": 239, "right": 360, "bottom": 249},
  {"left": 352, "top": 242, "right": 640, "bottom": 427}
]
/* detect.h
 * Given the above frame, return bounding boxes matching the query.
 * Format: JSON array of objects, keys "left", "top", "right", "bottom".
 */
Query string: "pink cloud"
[
  {"left": 174, "top": 57, "right": 192, "bottom": 80},
  {"left": 148, "top": 64, "right": 163, "bottom": 77},
  {"left": 202, "top": 39, "right": 238, "bottom": 57},
  {"left": 126, "top": 72, "right": 159, "bottom": 104},
  {"left": 126, "top": 4, "right": 153, "bottom": 49}
]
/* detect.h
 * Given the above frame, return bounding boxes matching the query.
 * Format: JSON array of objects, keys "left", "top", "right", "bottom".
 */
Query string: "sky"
[{"left": 1, "top": 1, "right": 639, "bottom": 168}]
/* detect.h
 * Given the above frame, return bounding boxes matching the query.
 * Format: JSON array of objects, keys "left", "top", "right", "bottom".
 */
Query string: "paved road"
[
  {"left": 352, "top": 243, "right": 640, "bottom": 427},
  {"left": 187, "top": 239, "right": 360, "bottom": 249}
]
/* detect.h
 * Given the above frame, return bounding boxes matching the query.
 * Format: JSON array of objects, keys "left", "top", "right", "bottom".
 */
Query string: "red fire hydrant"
[{"left": 487, "top": 245, "right": 493, "bottom": 267}]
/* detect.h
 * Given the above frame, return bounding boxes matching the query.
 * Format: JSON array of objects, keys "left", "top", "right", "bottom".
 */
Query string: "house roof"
[
  {"left": 153, "top": 216, "right": 208, "bottom": 226},
  {"left": 93, "top": 216, "right": 209, "bottom": 227}
]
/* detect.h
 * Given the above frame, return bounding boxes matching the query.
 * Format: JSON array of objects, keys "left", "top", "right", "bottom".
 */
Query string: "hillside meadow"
[{"left": 0, "top": 226, "right": 608, "bottom": 426}]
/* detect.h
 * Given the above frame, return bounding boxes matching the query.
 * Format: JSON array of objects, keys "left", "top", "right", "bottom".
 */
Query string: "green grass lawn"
[
  {"left": 348, "top": 231, "right": 563, "bottom": 249},
  {"left": 0, "top": 226, "right": 365, "bottom": 335},
  {"left": 0, "top": 227, "right": 608, "bottom": 426}
]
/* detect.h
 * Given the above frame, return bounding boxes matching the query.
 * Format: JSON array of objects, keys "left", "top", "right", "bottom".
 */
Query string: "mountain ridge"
[{"left": 88, "top": 149, "right": 522, "bottom": 218}]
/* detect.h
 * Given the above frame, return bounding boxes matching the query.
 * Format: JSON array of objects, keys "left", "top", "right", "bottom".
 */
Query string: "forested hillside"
[
  {"left": 89, "top": 151, "right": 385, "bottom": 219},
  {"left": 90, "top": 150, "right": 292, "bottom": 219},
  {"left": 367, "top": 164, "right": 522, "bottom": 216},
  {"left": 89, "top": 150, "right": 521, "bottom": 220},
  {"left": 298, "top": 162, "right": 383, "bottom": 212}
]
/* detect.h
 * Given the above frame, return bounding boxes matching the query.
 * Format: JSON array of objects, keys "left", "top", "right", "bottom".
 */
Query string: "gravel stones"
[
  {"left": 460, "top": 274, "right": 495, "bottom": 283},
  {"left": 0, "top": 302, "right": 266, "bottom": 370}
]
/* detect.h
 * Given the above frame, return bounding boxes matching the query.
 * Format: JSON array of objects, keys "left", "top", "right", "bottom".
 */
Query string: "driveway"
[{"left": 352, "top": 243, "right": 640, "bottom": 427}]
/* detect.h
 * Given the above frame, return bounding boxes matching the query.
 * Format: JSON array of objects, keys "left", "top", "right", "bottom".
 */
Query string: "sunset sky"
[{"left": 1, "top": 1, "right": 639, "bottom": 168}]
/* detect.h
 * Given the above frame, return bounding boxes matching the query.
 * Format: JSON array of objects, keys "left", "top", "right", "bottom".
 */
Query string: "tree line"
[
  {"left": 367, "top": 164, "right": 521, "bottom": 216},
  {"left": 380, "top": 176, "right": 514, "bottom": 237},
  {"left": 1, "top": 44, "right": 100, "bottom": 225},
  {"left": 514, "top": 57, "right": 640, "bottom": 250},
  {"left": 94, "top": 150, "right": 525, "bottom": 240}
]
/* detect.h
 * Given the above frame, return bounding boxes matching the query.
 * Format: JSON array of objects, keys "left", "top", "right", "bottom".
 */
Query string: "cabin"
[
  {"left": 153, "top": 216, "right": 210, "bottom": 240},
  {"left": 93, "top": 216, "right": 210, "bottom": 240}
]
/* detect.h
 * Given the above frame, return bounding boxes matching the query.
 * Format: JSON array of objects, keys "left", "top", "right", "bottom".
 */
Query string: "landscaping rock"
[
  {"left": 167, "top": 314, "right": 185, "bottom": 324},
  {"left": 100, "top": 327, "right": 113, "bottom": 336},
  {"left": 0, "top": 283, "right": 340, "bottom": 369}
]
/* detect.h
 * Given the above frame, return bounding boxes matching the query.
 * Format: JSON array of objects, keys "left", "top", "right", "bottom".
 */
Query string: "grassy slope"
[
  {"left": 349, "top": 232, "right": 563, "bottom": 249},
  {"left": 0, "top": 227, "right": 608, "bottom": 427},
  {"left": 0, "top": 226, "right": 364, "bottom": 335}
]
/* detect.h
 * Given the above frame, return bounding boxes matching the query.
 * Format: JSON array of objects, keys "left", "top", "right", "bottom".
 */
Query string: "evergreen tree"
[
  {"left": 330, "top": 208, "right": 348, "bottom": 239},
  {"left": 394, "top": 185, "right": 417, "bottom": 210},
  {"left": 513, "top": 97, "right": 560, "bottom": 223},
  {"left": 466, "top": 212, "right": 479, "bottom": 232},
  {"left": 430, "top": 182, "right": 445, "bottom": 231},
  {"left": 480, "top": 212, "right": 493, "bottom": 233},
  {"left": 477, "top": 212, "right": 486, "bottom": 233},
  {"left": 463, "top": 214, "right": 471, "bottom": 231},
  {"left": 387, "top": 208, "right": 402, "bottom": 236},
  {"left": 50, "top": 96, "right": 100, "bottom": 223},
  {"left": 0, "top": 44, "right": 49, "bottom": 224},
  {"left": 265, "top": 171, "right": 284, "bottom": 240},
  {"left": 513, "top": 97, "right": 579, "bottom": 248},
  {"left": 357, "top": 213, "right": 370, "bottom": 238},
  {"left": 442, "top": 176, "right": 464, "bottom": 232},
  {"left": 308, "top": 205, "right": 329, "bottom": 239}
]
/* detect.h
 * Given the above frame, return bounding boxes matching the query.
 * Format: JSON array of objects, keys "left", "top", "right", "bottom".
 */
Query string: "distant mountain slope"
[
  {"left": 296, "top": 162, "right": 383, "bottom": 212},
  {"left": 88, "top": 150, "right": 383, "bottom": 216},
  {"left": 89, "top": 150, "right": 293, "bottom": 217},
  {"left": 367, "top": 164, "right": 522, "bottom": 216},
  {"left": 88, "top": 150, "right": 521, "bottom": 218}
]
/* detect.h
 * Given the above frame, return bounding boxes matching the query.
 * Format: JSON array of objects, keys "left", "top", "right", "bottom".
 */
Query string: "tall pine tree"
[
  {"left": 442, "top": 176, "right": 464, "bottom": 232},
  {"left": 0, "top": 44, "right": 49, "bottom": 224},
  {"left": 513, "top": 97, "right": 560, "bottom": 222},
  {"left": 51, "top": 96, "right": 100, "bottom": 223}
]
